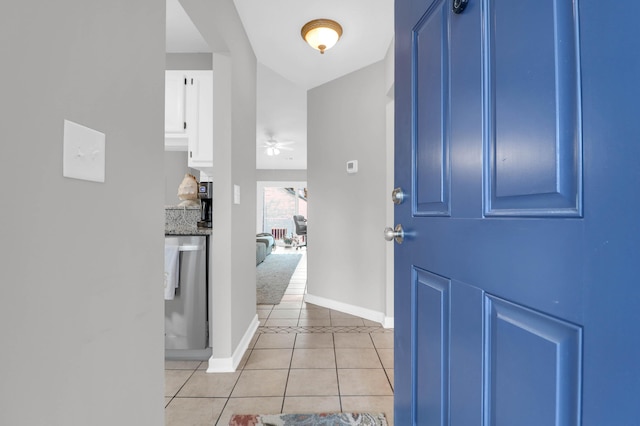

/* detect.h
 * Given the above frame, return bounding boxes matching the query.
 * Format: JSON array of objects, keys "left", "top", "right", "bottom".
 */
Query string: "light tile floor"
[{"left": 165, "top": 249, "right": 394, "bottom": 425}]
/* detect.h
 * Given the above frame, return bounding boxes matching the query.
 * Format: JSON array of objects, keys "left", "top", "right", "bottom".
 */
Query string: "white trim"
[
  {"left": 164, "top": 139, "right": 188, "bottom": 151},
  {"left": 385, "top": 98, "right": 395, "bottom": 325},
  {"left": 383, "top": 316, "right": 394, "bottom": 329},
  {"left": 206, "top": 314, "right": 259, "bottom": 373},
  {"left": 304, "top": 293, "right": 394, "bottom": 329}
]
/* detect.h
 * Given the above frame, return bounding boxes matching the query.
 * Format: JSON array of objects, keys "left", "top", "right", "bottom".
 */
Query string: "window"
[{"left": 263, "top": 187, "right": 307, "bottom": 239}]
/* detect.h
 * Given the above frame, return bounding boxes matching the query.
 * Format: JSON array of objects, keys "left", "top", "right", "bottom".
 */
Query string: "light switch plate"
[
  {"left": 234, "top": 184, "right": 240, "bottom": 204},
  {"left": 346, "top": 160, "right": 358, "bottom": 174},
  {"left": 63, "top": 120, "right": 106, "bottom": 183}
]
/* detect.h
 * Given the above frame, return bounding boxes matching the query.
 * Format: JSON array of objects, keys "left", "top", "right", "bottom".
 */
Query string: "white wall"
[
  {"left": 179, "top": 0, "right": 258, "bottom": 368},
  {"left": 0, "top": 2, "right": 165, "bottom": 425},
  {"left": 307, "top": 61, "right": 390, "bottom": 321}
]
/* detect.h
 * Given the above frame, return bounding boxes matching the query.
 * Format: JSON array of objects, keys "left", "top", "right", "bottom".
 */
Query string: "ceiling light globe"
[
  {"left": 305, "top": 27, "right": 339, "bottom": 53},
  {"left": 301, "top": 19, "right": 343, "bottom": 54}
]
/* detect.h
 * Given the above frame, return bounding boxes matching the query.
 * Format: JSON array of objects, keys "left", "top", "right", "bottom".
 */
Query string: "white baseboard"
[
  {"left": 304, "top": 293, "right": 394, "bottom": 329},
  {"left": 206, "top": 314, "right": 259, "bottom": 373},
  {"left": 383, "top": 316, "right": 394, "bottom": 329}
]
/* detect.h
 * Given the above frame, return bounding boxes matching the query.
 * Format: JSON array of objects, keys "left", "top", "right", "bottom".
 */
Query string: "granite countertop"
[
  {"left": 165, "top": 204, "right": 200, "bottom": 210},
  {"left": 165, "top": 227, "right": 212, "bottom": 236}
]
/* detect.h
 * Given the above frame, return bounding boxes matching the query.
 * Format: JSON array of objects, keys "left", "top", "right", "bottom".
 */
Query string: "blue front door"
[{"left": 394, "top": 0, "right": 640, "bottom": 424}]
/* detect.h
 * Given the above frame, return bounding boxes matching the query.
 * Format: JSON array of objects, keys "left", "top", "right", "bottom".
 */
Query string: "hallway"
[{"left": 165, "top": 251, "right": 394, "bottom": 425}]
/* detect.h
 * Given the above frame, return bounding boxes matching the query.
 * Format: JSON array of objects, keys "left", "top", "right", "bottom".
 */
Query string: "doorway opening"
[{"left": 257, "top": 181, "right": 308, "bottom": 246}]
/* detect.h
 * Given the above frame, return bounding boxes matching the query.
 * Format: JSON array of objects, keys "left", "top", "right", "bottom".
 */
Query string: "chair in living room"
[{"left": 293, "top": 215, "right": 307, "bottom": 249}]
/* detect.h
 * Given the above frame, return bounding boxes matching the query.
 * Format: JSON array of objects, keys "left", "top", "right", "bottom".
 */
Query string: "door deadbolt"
[
  {"left": 384, "top": 224, "right": 405, "bottom": 244},
  {"left": 452, "top": 0, "right": 468, "bottom": 14},
  {"left": 392, "top": 187, "right": 405, "bottom": 205}
]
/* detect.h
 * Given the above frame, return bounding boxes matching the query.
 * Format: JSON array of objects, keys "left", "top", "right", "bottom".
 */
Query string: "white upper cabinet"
[
  {"left": 187, "top": 72, "right": 213, "bottom": 170},
  {"left": 164, "top": 70, "right": 213, "bottom": 171},
  {"left": 164, "top": 72, "right": 189, "bottom": 137}
]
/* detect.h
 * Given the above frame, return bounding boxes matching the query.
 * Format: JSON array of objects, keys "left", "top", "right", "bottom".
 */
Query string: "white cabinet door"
[
  {"left": 164, "top": 70, "right": 213, "bottom": 170},
  {"left": 165, "top": 72, "right": 195, "bottom": 151},
  {"left": 165, "top": 72, "right": 188, "bottom": 135},
  {"left": 188, "top": 71, "right": 213, "bottom": 170}
]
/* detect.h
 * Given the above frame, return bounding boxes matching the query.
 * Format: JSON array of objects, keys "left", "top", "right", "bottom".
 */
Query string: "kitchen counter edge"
[{"left": 165, "top": 228, "right": 212, "bottom": 236}]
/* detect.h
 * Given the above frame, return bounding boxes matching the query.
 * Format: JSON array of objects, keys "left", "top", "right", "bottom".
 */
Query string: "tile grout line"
[
  {"left": 168, "top": 365, "right": 199, "bottom": 400},
  {"left": 332, "top": 332, "right": 344, "bottom": 413},
  {"left": 370, "top": 332, "right": 395, "bottom": 393},
  {"left": 214, "top": 357, "right": 242, "bottom": 425},
  {"left": 280, "top": 333, "right": 299, "bottom": 414},
  {"left": 279, "top": 271, "right": 301, "bottom": 413},
  {"left": 211, "top": 342, "right": 258, "bottom": 426}
]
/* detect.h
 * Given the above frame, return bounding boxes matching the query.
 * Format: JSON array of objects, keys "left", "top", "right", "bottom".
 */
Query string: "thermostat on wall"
[{"left": 346, "top": 160, "right": 358, "bottom": 174}]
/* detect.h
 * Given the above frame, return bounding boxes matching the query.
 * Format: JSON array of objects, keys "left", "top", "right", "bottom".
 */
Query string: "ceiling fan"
[{"left": 260, "top": 138, "right": 294, "bottom": 156}]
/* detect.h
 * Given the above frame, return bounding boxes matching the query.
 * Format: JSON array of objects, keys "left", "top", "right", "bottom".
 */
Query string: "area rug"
[
  {"left": 256, "top": 253, "right": 303, "bottom": 305},
  {"left": 229, "top": 412, "right": 388, "bottom": 426}
]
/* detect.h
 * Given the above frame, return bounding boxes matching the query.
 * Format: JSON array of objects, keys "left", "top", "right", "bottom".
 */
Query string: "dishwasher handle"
[{"left": 178, "top": 244, "right": 203, "bottom": 252}]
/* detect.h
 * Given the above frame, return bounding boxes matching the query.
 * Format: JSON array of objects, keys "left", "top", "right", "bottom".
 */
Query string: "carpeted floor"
[
  {"left": 256, "top": 253, "right": 302, "bottom": 305},
  {"left": 229, "top": 412, "right": 388, "bottom": 426}
]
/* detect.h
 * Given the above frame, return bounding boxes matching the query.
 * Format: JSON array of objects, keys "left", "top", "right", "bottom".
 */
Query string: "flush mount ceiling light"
[{"left": 301, "top": 19, "right": 343, "bottom": 54}]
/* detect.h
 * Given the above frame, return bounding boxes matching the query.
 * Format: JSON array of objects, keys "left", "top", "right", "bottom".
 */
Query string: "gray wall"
[
  {"left": 256, "top": 63, "right": 308, "bottom": 170},
  {"left": 0, "top": 2, "right": 165, "bottom": 425},
  {"left": 180, "top": 0, "right": 258, "bottom": 361},
  {"left": 307, "top": 61, "right": 388, "bottom": 315},
  {"left": 166, "top": 53, "right": 213, "bottom": 70},
  {"left": 257, "top": 169, "right": 308, "bottom": 181}
]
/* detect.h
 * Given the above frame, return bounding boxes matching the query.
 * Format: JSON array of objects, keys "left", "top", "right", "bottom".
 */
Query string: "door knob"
[{"left": 384, "top": 224, "right": 405, "bottom": 244}]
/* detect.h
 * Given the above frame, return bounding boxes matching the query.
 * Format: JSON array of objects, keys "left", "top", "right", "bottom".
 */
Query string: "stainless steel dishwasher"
[{"left": 164, "top": 236, "right": 208, "bottom": 358}]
